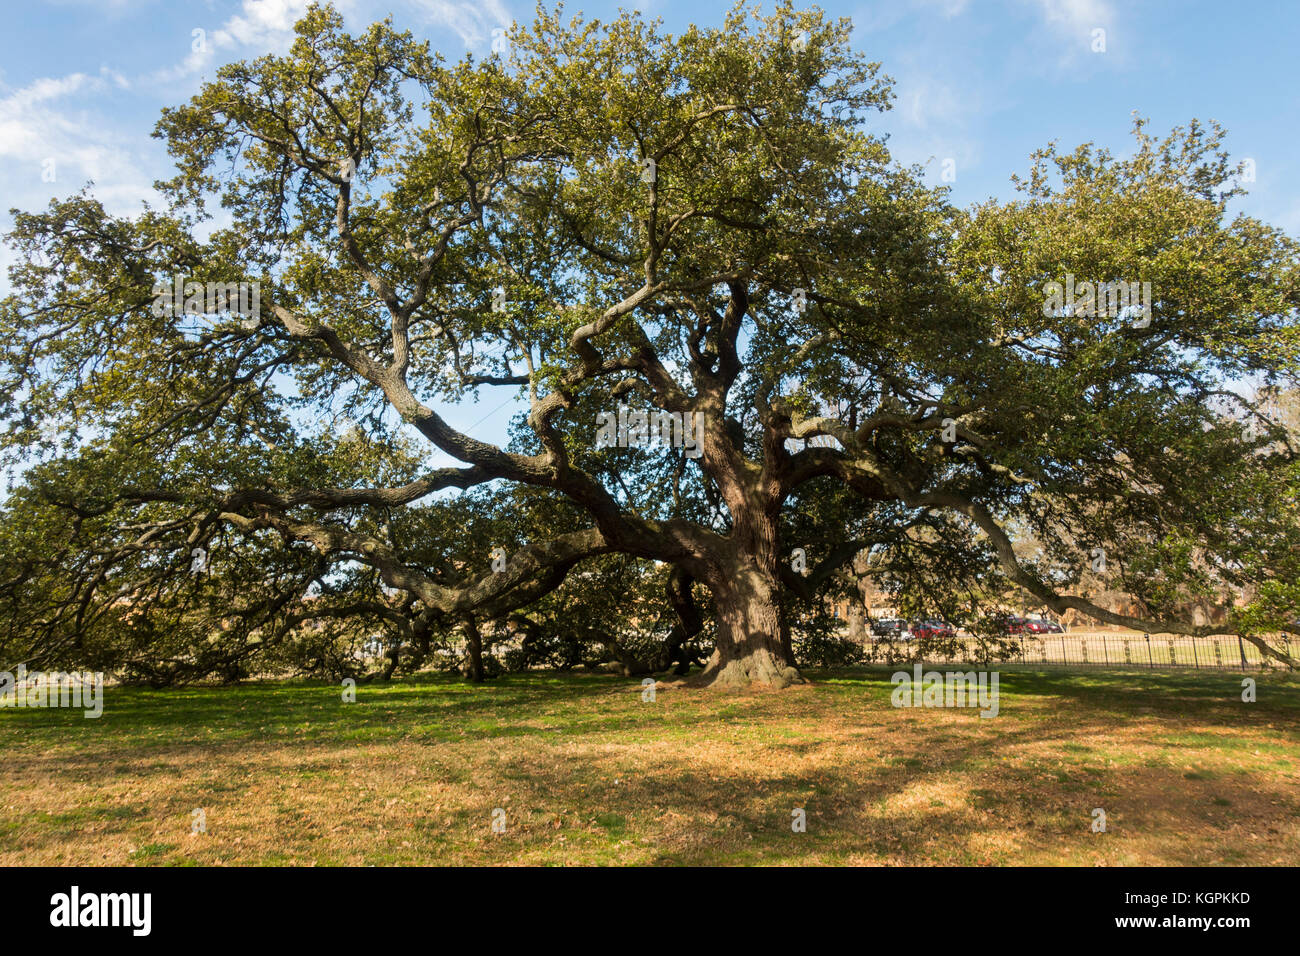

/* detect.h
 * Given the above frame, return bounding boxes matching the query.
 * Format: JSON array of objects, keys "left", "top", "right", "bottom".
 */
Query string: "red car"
[
  {"left": 1022, "top": 618, "right": 1064, "bottom": 634},
  {"left": 984, "top": 614, "right": 1029, "bottom": 635},
  {"left": 909, "top": 619, "right": 956, "bottom": 639}
]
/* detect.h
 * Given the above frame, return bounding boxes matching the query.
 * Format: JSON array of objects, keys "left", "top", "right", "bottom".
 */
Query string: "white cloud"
[
  {"left": 215, "top": 0, "right": 314, "bottom": 49},
  {"left": 900, "top": 79, "right": 967, "bottom": 130},
  {"left": 139, "top": 0, "right": 320, "bottom": 88},
  {"left": 0, "top": 69, "right": 161, "bottom": 296},
  {"left": 1032, "top": 0, "right": 1114, "bottom": 34},
  {"left": 0, "top": 70, "right": 153, "bottom": 211},
  {"left": 1024, "top": 0, "right": 1118, "bottom": 69},
  {"left": 408, "top": 0, "right": 514, "bottom": 48},
  {"left": 852, "top": 0, "right": 970, "bottom": 35}
]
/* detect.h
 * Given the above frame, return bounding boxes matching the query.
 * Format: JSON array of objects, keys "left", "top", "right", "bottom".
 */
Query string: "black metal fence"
[{"left": 869, "top": 632, "right": 1298, "bottom": 671}]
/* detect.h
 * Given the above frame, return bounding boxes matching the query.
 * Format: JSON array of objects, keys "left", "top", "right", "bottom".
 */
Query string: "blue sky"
[
  {"left": 3, "top": 0, "right": 1296, "bottom": 230},
  {"left": 1, "top": 0, "right": 1296, "bottom": 450}
]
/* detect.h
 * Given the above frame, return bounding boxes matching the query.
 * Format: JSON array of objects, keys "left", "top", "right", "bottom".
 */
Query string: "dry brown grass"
[{"left": 1, "top": 668, "right": 1297, "bottom": 865}]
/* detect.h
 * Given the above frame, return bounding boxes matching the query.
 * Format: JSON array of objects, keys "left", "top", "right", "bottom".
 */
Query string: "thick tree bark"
[
  {"left": 663, "top": 568, "right": 704, "bottom": 675},
  {"left": 698, "top": 562, "right": 802, "bottom": 689},
  {"left": 778, "top": 603, "right": 795, "bottom": 666}
]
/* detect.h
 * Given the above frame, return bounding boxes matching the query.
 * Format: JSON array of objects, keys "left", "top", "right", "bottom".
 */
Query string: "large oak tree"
[{"left": 2, "top": 2, "right": 1297, "bottom": 687}]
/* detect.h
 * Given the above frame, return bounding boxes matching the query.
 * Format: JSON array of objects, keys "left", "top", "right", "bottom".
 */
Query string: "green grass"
[{"left": 2, "top": 666, "right": 1298, "bottom": 865}]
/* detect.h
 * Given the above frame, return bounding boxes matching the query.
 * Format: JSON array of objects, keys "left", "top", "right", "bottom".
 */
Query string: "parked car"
[
  {"left": 910, "top": 619, "right": 956, "bottom": 639},
  {"left": 984, "top": 613, "right": 1029, "bottom": 635},
  {"left": 870, "top": 618, "right": 908, "bottom": 638},
  {"left": 1022, "top": 618, "right": 1064, "bottom": 634}
]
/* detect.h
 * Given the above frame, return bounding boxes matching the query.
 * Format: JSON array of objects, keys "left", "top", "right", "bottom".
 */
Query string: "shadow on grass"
[{"left": 4, "top": 667, "right": 1298, "bottom": 865}]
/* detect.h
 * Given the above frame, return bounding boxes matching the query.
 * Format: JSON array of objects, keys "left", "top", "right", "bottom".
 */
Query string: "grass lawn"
[{"left": 2, "top": 667, "right": 1297, "bottom": 866}]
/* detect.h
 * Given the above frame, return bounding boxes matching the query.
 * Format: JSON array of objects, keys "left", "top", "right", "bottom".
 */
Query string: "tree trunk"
[
  {"left": 779, "top": 602, "right": 795, "bottom": 665},
  {"left": 663, "top": 568, "right": 704, "bottom": 675},
  {"left": 462, "top": 616, "right": 484, "bottom": 683},
  {"left": 380, "top": 646, "right": 399, "bottom": 680},
  {"left": 698, "top": 563, "right": 802, "bottom": 688}
]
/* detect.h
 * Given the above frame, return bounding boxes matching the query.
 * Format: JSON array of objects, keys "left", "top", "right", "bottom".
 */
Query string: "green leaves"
[{"left": 1, "top": 3, "right": 1297, "bottom": 679}]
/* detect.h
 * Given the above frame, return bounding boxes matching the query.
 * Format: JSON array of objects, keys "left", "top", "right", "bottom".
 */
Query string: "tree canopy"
[{"left": 2, "top": 2, "right": 1297, "bottom": 687}]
